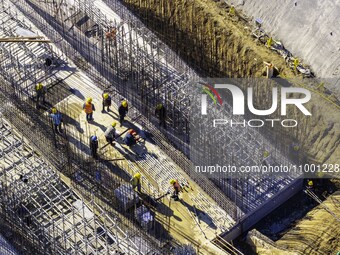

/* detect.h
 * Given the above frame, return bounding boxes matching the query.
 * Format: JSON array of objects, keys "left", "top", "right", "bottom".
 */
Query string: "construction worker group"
[{"left": 39, "top": 83, "right": 181, "bottom": 200}]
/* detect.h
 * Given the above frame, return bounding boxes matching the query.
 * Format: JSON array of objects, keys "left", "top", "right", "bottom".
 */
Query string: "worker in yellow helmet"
[
  {"left": 229, "top": 5, "right": 235, "bottom": 15},
  {"left": 102, "top": 92, "right": 112, "bottom": 113},
  {"left": 104, "top": 122, "right": 117, "bottom": 146},
  {"left": 118, "top": 99, "right": 128, "bottom": 126},
  {"left": 83, "top": 98, "right": 95, "bottom": 122},
  {"left": 170, "top": 179, "right": 181, "bottom": 201},
  {"left": 266, "top": 37, "right": 273, "bottom": 48},
  {"left": 35, "top": 82, "right": 47, "bottom": 108},
  {"left": 130, "top": 173, "right": 141, "bottom": 192},
  {"left": 293, "top": 58, "right": 299, "bottom": 71},
  {"left": 50, "top": 107, "right": 63, "bottom": 134},
  {"left": 307, "top": 179, "right": 314, "bottom": 189}
]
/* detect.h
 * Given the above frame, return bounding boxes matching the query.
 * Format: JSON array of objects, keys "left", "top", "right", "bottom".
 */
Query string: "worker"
[
  {"left": 266, "top": 37, "right": 273, "bottom": 48},
  {"left": 102, "top": 93, "right": 112, "bottom": 113},
  {"left": 35, "top": 82, "right": 47, "bottom": 108},
  {"left": 118, "top": 100, "right": 128, "bottom": 126},
  {"left": 106, "top": 28, "right": 117, "bottom": 41},
  {"left": 293, "top": 58, "right": 299, "bottom": 71},
  {"left": 123, "top": 129, "right": 140, "bottom": 146},
  {"left": 130, "top": 173, "right": 141, "bottom": 192},
  {"left": 83, "top": 98, "right": 95, "bottom": 122},
  {"left": 50, "top": 107, "right": 63, "bottom": 134},
  {"left": 229, "top": 5, "right": 235, "bottom": 15},
  {"left": 104, "top": 122, "right": 117, "bottom": 145},
  {"left": 155, "top": 103, "right": 166, "bottom": 128},
  {"left": 170, "top": 179, "right": 181, "bottom": 201},
  {"left": 89, "top": 135, "right": 99, "bottom": 159},
  {"left": 19, "top": 174, "right": 28, "bottom": 183}
]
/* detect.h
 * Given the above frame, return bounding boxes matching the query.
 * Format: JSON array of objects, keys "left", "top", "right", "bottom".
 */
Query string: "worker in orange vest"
[
  {"left": 170, "top": 179, "right": 181, "bottom": 201},
  {"left": 83, "top": 98, "right": 95, "bottom": 122}
]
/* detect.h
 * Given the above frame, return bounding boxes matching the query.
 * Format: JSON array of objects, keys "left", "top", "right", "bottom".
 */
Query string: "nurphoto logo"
[{"left": 200, "top": 83, "right": 312, "bottom": 128}]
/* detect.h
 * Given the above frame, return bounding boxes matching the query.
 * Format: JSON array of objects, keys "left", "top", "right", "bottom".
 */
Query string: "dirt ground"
[
  {"left": 248, "top": 189, "right": 340, "bottom": 255},
  {"left": 123, "top": 0, "right": 296, "bottom": 78}
]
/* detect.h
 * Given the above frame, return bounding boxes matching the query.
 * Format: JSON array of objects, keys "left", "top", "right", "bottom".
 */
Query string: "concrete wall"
[
  {"left": 220, "top": 178, "right": 303, "bottom": 241},
  {"left": 231, "top": 0, "right": 340, "bottom": 93}
]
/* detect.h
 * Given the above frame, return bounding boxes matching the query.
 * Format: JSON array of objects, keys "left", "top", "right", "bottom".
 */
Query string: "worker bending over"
[
  {"left": 50, "top": 107, "right": 63, "bottom": 134},
  {"left": 118, "top": 100, "right": 128, "bottom": 126},
  {"left": 83, "top": 98, "right": 95, "bottom": 122},
  {"left": 123, "top": 129, "right": 140, "bottom": 146},
  {"left": 102, "top": 93, "right": 112, "bottom": 112},
  {"left": 170, "top": 179, "right": 181, "bottom": 201},
  {"left": 104, "top": 122, "right": 117, "bottom": 146},
  {"left": 130, "top": 173, "right": 141, "bottom": 192}
]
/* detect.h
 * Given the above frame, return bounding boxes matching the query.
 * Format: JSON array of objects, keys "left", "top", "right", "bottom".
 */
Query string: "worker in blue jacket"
[
  {"left": 50, "top": 107, "right": 63, "bottom": 134},
  {"left": 123, "top": 129, "right": 140, "bottom": 146}
]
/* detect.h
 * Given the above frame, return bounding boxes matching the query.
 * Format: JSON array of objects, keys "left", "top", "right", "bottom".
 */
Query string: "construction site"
[{"left": 0, "top": 0, "right": 339, "bottom": 254}]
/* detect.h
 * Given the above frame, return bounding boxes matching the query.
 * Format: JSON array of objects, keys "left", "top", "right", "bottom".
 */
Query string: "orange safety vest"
[{"left": 84, "top": 102, "right": 93, "bottom": 113}]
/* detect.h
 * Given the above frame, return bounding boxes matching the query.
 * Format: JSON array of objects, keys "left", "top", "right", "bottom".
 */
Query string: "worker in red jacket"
[{"left": 170, "top": 179, "right": 181, "bottom": 201}]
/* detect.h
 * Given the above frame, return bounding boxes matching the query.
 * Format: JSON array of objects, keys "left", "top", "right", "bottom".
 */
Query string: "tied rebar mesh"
[
  {"left": 3, "top": 0, "right": 239, "bottom": 219},
  {"left": 0, "top": 115, "right": 159, "bottom": 254},
  {"left": 1, "top": 0, "right": 308, "bottom": 244}
]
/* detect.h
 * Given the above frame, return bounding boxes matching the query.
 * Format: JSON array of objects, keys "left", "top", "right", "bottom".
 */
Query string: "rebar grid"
[
  {"left": 2, "top": 0, "right": 237, "bottom": 224},
  {"left": 0, "top": 0, "right": 308, "bottom": 244},
  {"left": 0, "top": 115, "right": 155, "bottom": 254}
]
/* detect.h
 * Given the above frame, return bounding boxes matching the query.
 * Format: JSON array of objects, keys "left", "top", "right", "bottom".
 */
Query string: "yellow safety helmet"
[
  {"left": 263, "top": 151, "right": 269, "bottom": 158},
  {"left": 308, "top": 180, "right": 313, "bottom": 187},
  {"left": 293, "top": 145, "right": 300, "bottom": 151},
  {"left": 51, "top": 107, "right": 57, "bottom": 114},
  {"left": 103, "top": 93, "right": 109, "bottom": 99},
  {"left": 111, "top": 122, "right": 117, "bottom": 127},
  {"left": 86, "top": 97, "right": 92, "bottom": 103},
  {"left": 36, "top": 83, "right": 43, "bottom": 89},
  {"left": 229, "top": 5, "right": 235, "bottom": 15},
  {"left": 134, "top": 173, "right": 141, "bottom": 179},
  {"left": 170, "top": 179, "right": 176, "bottom": 185},
  {"left": 122, "top": 100, "right": 128, "bottom": 107},
  {"left": 156, "top": 103, "right": 163, "bottom": 109}
]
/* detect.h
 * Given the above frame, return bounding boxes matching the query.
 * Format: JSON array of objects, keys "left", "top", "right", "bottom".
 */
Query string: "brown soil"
[
  {"left": 247, "top": 191, "right": 340, "bottom": 255},
  {"left": 122, "top": 0, "right": 340, "bottom": 166},
  {"left": 123, "top": 0, "right": 296, "bottom": 78}
]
